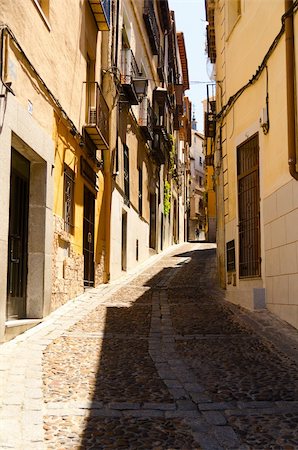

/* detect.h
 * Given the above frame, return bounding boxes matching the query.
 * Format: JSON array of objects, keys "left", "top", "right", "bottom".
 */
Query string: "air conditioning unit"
[{"left": 88, "top": 106, "right": 97, "bottom": 124}]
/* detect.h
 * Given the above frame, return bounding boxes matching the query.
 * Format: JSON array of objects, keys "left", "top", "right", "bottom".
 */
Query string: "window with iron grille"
[
  {"left": 123, "top": 144, "right": 130, "bottom": 203},
  {"left": 237, "top": 133, "right": 260, "bottom": 278},
  {"left": 64, "top": 164, "right": 75, "bottom": 233},
  {"left": 138, "top": 167, "right": 143, "bottom": 215},
  {"left": 226, "top": 240, "right": 236, "bottom": 272}
]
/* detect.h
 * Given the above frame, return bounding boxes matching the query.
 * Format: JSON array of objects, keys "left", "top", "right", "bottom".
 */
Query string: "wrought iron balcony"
[
  {"left": 173, "top": 106, "right": 181, "bottom": 131},
  {"left": 143, "top": 0, "right": 160, "bottom": 55},
  {"left": 84, "top": 82, "right": 109, "bottom": 151},
  {"left": 205, "top": 154, "right": 214, "bottom": 166},
  {"left": 157, "top": 48, "right": 165, "bottom": 82},
  {"left": 120, "top": 49, "right": 148, "bottom": 105},
  {"left": 138, "top": 97, "right": 154, "bottom": 141},
  {"left": 174, "top": 84, "right": 184, "bottom": 109},
  {"left": 152, "top": 88, "right": 172, "bottom": 138},
  {"left": 151, "top": 125, "right": 172, "bottom": 165},
  {"left": 204, "top": 111, "right": 216, "bottom": 138},
  {"left": 88, "top": 0, "right": 110, "bottom": 31}
]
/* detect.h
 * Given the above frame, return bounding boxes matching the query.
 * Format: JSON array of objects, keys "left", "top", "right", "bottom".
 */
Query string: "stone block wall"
[
  {"left": 95, "top": 251, "right": 105, "bottom": 287},
  {"left": 51, "top": 215, "right": 84, "bottom": 311},
  {"left": 264, "top": 179, "right": 298, "bottom": 330}
]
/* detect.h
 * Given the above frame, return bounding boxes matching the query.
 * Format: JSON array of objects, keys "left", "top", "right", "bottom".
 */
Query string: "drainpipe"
[
  {"left": 0, "top": 27, "right": 14, "bottom": 95},
  {"left": 285, "top": 0, "right": 298, "bottom": 179}
]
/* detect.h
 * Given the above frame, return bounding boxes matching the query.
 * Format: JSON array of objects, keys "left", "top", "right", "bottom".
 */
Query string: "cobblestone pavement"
[{"left": 1, "top": 243, "right": 298, "bottom": 449}]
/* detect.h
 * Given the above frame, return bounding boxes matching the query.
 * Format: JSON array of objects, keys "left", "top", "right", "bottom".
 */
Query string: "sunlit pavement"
[{"left": 1, "top": 242, "right": 298, "bottom": 449}]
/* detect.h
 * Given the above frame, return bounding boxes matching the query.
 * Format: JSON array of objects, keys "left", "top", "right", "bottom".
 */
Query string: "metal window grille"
[
  {"left": 138, "top": 167, "right": 143, "bottom": 215},
  {"left": 64, "top": 165, "right": 75, "bottom": 233},
  {"left": 123, "top": 144, "right": 130, "bottom": 203},
  {"left": 226, "top": 240, "right": 236, "bottom": 272},
  {"left": 237, "top": 133, "right": 261, "bottom": 278}
]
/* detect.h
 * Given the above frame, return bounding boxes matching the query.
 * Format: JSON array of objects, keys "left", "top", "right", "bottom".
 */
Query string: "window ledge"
[
  {"left": 226, "top": 14, "right": 241, "bottom": 41},
  {"left": 32, "top": 0, "right": 51, "bottom": 31}
]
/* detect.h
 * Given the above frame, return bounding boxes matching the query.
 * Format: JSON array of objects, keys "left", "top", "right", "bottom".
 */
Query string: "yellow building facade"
[
  {"left": 0, "top": 0, "right": 111, "bottom": 341},
  {"left": 206, "top": 0, "right": 298, "bottom": 328},
  {"left": 203, "top": 97, "right": 216, "bottom": 243}
]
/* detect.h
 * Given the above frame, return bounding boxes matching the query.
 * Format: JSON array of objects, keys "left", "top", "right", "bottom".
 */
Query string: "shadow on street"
[{"left": 42, "top": 244, "right": 298, "bottom": 449}]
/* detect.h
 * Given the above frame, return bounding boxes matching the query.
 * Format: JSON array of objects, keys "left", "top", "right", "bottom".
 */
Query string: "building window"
[
  {"left": 226, "top": 240, "right": 236, "bottom": 272},
  {"left": 123, "top": 144, "right": 130, "bottom": 203},
  {"left": 33, "top": 0, "right": 50, "bottom": 21},
  {"left": 64, "top": 164, "right": 75, "bottom": 233},
  {"left": 199, "top": 176, "right": 203, "bottom": 187},
  {"left": 228, "top": 0, "right": 241, "bottom": 34},
  {"left": 237, "top": 133, "right": 260, "bottom": 278},
  {"left": 199, "top": 156, "right": 202, "bottom": 166},
  {"left": 138, "top": 167, "right": 143, "bottom": 215}
]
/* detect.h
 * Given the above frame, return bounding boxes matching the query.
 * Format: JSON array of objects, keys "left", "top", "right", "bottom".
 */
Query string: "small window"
[
  {"left": 33, "top": 0, "right": 50, "bottom": 20},
  {"left": 138, "top": 167, "right": 143, "bottom": 215},
  {"left": 199, "top": 176, "right": 203, "bottom": 187},
  {"left": 228, "top": 0, "right": 241, "bottom": 34},
  {"left": 226, "top": 240, "right": 236, "bottom": 272},
  {"left": 199, "top": 156, "right": 202, "bottom": 166},
  {"left": 64, "top": 164, "right": 75, "bottom": 233},
  {"left": 123, "top": 144, "right": 130, "bottom": 203}
]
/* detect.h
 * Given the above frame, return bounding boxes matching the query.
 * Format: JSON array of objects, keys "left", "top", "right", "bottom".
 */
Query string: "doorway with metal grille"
[
  {"left": 237, "top": 133, "right": 261, "bottom": 278},
  {"left": 7, "top": 149, "right": 30, "bottom": 320},
  {"left": 83, "top": 186, "right": 95, "bottom": 287}
]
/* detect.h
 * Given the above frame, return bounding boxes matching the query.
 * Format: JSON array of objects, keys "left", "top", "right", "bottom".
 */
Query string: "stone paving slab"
[
  {"left": 1, "top": 242, "right": 298, "bottom": 449},
  {"left": 69, "top": 303, "right": 152, "bottom": 335},
  {"left": 43, "top": 416, "right": 202, "bottom": 449},
  {"left": 170, "top": 302, "right": 248, "bottom": 335},
  {"left": 43, "top": 337, "right": 172, "bottom": 404},
  {"left": 227, "top": 412, "right": 298, "bottom": 449},
  {"left": 176, "top": 336, "right": 298, "bottom": 403}
]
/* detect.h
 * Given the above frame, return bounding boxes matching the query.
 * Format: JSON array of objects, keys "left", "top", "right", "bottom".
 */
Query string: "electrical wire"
[
  {"left": 217, "top": 0, "right": 298, "bottom": 122},
  {"left": 0, "top": 24, "right": 80, "bottom": 136}
]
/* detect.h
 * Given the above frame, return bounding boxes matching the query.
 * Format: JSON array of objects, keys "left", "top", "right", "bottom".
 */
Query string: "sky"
[{"left": 168, "top": 0, "right": 209, "bottom": 133}]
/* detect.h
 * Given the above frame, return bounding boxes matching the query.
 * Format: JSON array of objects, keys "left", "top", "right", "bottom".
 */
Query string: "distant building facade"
[
  {"left": 203, "top": 95, "right": 216, "bottom": 243},
  {"left": 188, "top": 120, "right": 205, "bottom": 241}
]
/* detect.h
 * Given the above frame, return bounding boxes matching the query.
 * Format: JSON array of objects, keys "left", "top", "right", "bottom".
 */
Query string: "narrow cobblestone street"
[{"left": 1, "top": 243, "right": 298, "bottom": 449}]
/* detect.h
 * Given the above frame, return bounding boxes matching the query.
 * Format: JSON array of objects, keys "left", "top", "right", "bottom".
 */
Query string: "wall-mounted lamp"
[{"left": 133, "top": 77, "right": 148, "bottom": 99}]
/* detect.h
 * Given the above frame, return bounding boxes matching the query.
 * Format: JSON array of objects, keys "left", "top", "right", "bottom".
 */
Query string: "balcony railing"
[
  {"left": 88, "top": 0, "right": 110, "bottom": 31},
  {"left": 157, "top": 47, "right": 165, "bottom": 82},
  {"left": 84, "top": 82, "right": 109, "bottom": 151},
  {"left": 151, "top": 124, "right": 172, "bottom": 165},
  {"left": 173, "top": 106, "right": 181, "bottom": 131},
  {"left": 121, "top": 49, "right": 143, "bottom": 105},
  {"left": 143, "top": 0, "right": 160, "bottom": 55},
  {"left": 139, "top": 97, "right": 154, "bottom": 141},
  {"left": 205, "top": 111, "right": 216, "bottom": 138},
  {"left": 120, "top": 49, "right": 148, "bottom": 105}
]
